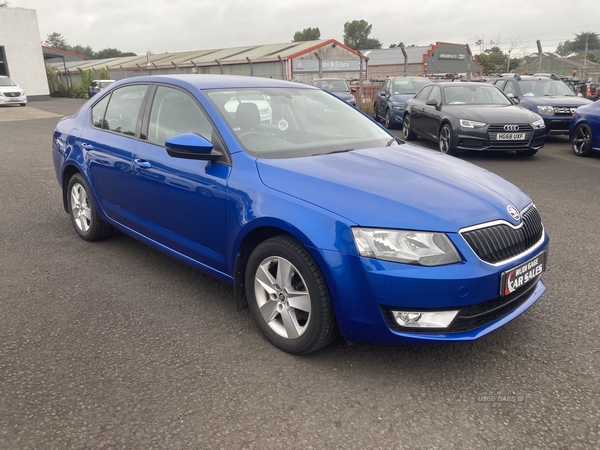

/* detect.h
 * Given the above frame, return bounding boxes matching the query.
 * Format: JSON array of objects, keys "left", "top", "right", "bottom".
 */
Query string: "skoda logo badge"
[{"left": 507, "top": 205, "right": 520, "bottom": 221}]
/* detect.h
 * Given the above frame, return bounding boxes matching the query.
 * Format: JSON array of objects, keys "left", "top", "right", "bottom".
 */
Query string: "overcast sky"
[{"left": 8, "top": 0, "right": 600, "bottom": 57}]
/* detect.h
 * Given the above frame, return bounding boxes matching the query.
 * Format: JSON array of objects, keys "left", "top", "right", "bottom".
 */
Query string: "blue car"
[
  {"left": 570, "top": 99, "right": 600, "bottom": 156},
  {"left": 311, "top": 77, "right": 356, "bottom": 105},
  {"left": 488, "top": 73, "right": 593, "bottom": 134},
  {"left": 373, "top": 76, "right": 432, "bottom": 129},
  {"left": 52, "top": 75, "right": 549, "bottom": 354}
]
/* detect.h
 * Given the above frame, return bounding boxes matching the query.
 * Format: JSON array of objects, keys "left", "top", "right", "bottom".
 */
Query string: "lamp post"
[{"left": 506, "top": 50, "right": 511, "bottom": 72}]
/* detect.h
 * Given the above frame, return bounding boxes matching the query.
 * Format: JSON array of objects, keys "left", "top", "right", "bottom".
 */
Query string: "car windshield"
[
  {"left": 207, "top": 87, "right": 396, "bottom": 158},
  {"left": 0, "top": 77, "right": 17, "bottom": 87},
  {"left": 518, "top": 79, "right": 575, "bottom": 97},
  {"left": 392, "top": 78, "right": 431, "bottom": 94},
  {"left": 444, "top": 85, "right": 512, "bottom": 106}
]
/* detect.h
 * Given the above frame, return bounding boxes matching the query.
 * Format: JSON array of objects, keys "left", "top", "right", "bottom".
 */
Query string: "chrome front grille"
[
  {"left": 553, "top": 106, "right": 577, "bottom": 115},
  {"left": 460, "top": 205, "right": 544, "bottom": 264}
]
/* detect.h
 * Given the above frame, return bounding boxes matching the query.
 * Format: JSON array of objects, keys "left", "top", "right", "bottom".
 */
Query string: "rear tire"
[
  {"left": 67, "top": 173, "right": 112, "bottom": 241},
  {"left": 245, "top": 236, "right": 338, "bottom": 354},
  {"left": 571, "top": 123, "right": 593, "bottom": 157}
]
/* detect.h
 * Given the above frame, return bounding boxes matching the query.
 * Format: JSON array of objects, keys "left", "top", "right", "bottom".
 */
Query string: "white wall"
[{"left": 0, "top": 7, "right": 50, "bottom": 99}]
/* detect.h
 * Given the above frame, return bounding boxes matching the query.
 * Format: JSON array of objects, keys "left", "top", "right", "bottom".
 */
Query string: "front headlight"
[
  {"left": 392, "top": 103, "right": 405, "bottom": 111},
  {"left": 537, "top": 105, "right": 554, "bottom": 115},
  {"left": 531, "top": 118, "right": 545, "bottom": 129},
  {"left": 352, "top": 228, "right": 462, "bottom": 266},
  {"left": 459, "top": 119, "right": 486, "bottom": 128}
]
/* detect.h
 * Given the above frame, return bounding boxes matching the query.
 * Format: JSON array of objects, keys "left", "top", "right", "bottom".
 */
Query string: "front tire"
[
  {"left": 373, "top": 103, "right": 380, "bottom": 122},
  {"left": 571, "top": 124, "right": 593, "bottom": 157},
  {"left": 245, "top": 236, "right": 338, "bottom": 354},
  {"left": 67, "top": 173, "right": 112, "bottom": 241},
  {"left": 439, "top": 124, "right": 457, "bottom": 156},
  {"left": 402, "top": 114, "right": 417, "bottom": 140},
  {"left": 384, "top": 109, "right": 394, "bottom": 129}
]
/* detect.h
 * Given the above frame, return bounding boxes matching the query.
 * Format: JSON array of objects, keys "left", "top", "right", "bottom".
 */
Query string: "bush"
[{"left": 360, "top": 101, "right": 374, "bottom": 116}]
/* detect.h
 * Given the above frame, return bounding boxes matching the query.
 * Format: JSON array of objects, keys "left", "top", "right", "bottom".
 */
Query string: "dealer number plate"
[
  {"left": 500, "top": 251, "right": 546, "bottom": 296},
  {"left": 496, "top": 133, "right": 526, "bottom": 140}
]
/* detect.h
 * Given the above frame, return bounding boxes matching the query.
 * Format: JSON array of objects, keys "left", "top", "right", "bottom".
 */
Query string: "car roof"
[
  {"left": 432, "top": 82, "right": 493, "bottom": 87},
  {"left": 110, "top": 74, "right": 317, "bottom": 91}
]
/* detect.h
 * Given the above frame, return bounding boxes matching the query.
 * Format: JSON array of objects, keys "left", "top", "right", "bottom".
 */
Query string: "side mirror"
[
  {"left": 378, "top": 90, "right": 386, "bottom": 97},
  {"left": 351, "top": 88, "right": 357, "bottom": 93},
  {"left": 165, "top": 132, "right": 222, "bottom": 161},
  {"left": 425, "top": 99, "right": 439, "bottom": 108},
  {"left": 510, "top": 97, "right": 520, "bottom": 105}
]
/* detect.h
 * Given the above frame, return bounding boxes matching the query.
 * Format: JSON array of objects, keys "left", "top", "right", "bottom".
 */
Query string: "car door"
[
  {"left": 421, "top": 85, "right": 443, "bottom": 140},
  {"left": 132, "top": 85, "right": 231, "bottom": 272},
  {"left": 409, "top": 85, "right": 433, "bottom": 136},
  {"left": 79, "top": 84, "right": 149, "bottom": 227},
  {"left": 377, "top": 79, "right": 391, "bottom": 117}
]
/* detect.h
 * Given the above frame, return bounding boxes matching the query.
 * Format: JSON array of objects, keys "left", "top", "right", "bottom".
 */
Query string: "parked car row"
[
  {"left": 371, "top": 73, "right": 599, "bottom": 158},
  {"left": 53, "top": 74, "right": 549, "bottom": 354}
]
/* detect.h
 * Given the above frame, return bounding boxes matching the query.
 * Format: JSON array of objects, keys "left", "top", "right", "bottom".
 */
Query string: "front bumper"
[
  {"left": 454, "top": 125, "right": 546, "bottom": 152},
  {"left": 0, "top": 94, "right": 27, "bottom": 105},
  {"left": 317, "top": 233, "right": 549, "bottom": 345}
]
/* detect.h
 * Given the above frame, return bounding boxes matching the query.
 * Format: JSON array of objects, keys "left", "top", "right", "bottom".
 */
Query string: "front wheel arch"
[
  {"left": 244, "top": 235, "right": 338, "bottom": 354},
  {"left": 438, "top": 122, "right": 457, "bottom": 156}
]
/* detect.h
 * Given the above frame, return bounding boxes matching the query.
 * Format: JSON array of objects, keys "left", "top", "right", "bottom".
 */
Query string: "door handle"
[
  {"left": 81, "top": 143, "right": 94, "bottom": 150},
  {"left": 134, "top": 159, "right": 152, "bottom": 168}
]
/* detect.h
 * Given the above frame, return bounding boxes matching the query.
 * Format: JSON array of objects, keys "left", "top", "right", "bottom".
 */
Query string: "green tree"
[
  {"left": 389, "top": 42, "right": 405, "bottom": 48},
  {"left": 93, "top": 48, "right": 127, "bottom": 59},
  {"left": 571, "top": 32, "right": 600, "bottom": 52},
  {"left": 292, "top": 27, "right": 321, "bottom": 42},
  {"left": 0, "top": 2, "right": 9, "bottom": 7},
  {"left": 45, "top": 32, "right": 69, "bottom": 50},
  {"left": 343, "top": 20, "right": 382, "bottom": 51},
  {"left": 556, "top": 32, "right": 600, "bottom": 56},
  {"left": 474, "top": 47, "right": 519, "bottom": 74},
  {"left": 555, "top": 41, "right": 573, "bottom": 56},
  {"left": 70, "top": 45, "right": 94, "bottom": 60}
]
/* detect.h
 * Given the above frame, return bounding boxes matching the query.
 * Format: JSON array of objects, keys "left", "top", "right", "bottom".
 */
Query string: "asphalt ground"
[{"left": 1, "top": 99, "right": 599, "bottom": 449}]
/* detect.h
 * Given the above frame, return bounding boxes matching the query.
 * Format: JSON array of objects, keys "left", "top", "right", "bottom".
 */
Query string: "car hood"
[
  {"left": 256, "top": 144, "right": 531, "bottom": 232},
  {"left": 519, "top": 96, "right": 593, "bottom": 107},
  {"left": 331, "top": 91, "right": 355, "bottom": 102},
  {"left": 0, "top": 85, "right": 24, "bottom": 93},
  {"left": 442, "top": 105, "right": 541, "bottom": 123},
  {"left": 389, "top": 94, "right": 415, "bottom": 103}
]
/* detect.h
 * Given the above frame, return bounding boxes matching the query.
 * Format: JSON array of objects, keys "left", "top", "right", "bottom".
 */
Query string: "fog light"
[{"left": 392, "top": 310, "right": 459, "bottom": 328}]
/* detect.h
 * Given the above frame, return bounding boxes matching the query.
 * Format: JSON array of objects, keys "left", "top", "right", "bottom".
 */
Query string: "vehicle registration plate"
[
  {"left": 500, "top": 251, "right": 546, "bottom": 296},
  {"left": 496, "top": 133, "right": 525, "bottom": 140},
  {"left": 8, "top": 98, "right": 20, "bottom": 102}
]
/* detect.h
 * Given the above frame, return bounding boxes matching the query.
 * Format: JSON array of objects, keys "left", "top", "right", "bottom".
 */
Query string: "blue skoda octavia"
[{"left": 52, "top": 75, "right": 549, "bottom": 354}]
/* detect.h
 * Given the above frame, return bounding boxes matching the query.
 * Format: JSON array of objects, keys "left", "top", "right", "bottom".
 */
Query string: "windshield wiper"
[{"left": 315, "top": 148, "right": 355, "bottom": 156}]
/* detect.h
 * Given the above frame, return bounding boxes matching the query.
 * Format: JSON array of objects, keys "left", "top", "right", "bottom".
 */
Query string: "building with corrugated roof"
[
  {"left": 364, "top": 42, "right": 483, "bottom": 80},
  {"left": 49, "top": 39, "right": 367, "bottom": 87}
]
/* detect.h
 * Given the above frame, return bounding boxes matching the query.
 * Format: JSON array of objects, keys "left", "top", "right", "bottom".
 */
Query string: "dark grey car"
[{"left": 403, "top": 82, "right": 547, "bottom": 156}]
